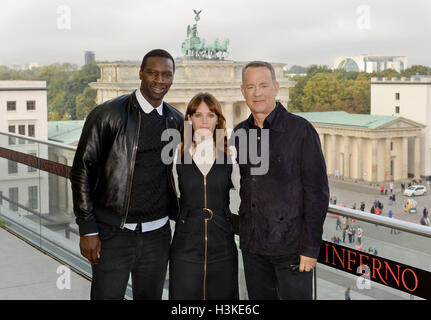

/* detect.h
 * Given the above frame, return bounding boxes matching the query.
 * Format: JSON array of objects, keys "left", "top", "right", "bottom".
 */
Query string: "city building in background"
[
  {"left": 84, "top": 51, "right": 95, "bottom": 65},
  {"left": 89, "top": 10, "right": 294, "bottom": 131},
  {"left": 90, "top": 60, "right": 293, "bottom": 131},
  {"left": 0, "top": 80, "right": 49, "bottom": 217},
  {"left": 334, "top": 55, "right": 407, "bottom": 73},
  {"left": 297, "top": 111, "right": 424, "bottom": 183},
  {"left": 371, "top": 75, "right": 431, "bottom": 181}
]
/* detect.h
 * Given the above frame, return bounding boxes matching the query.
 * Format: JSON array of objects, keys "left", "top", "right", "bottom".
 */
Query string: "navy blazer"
[{"left": 232, "top": 102, "right": 329, "bottom": 258}]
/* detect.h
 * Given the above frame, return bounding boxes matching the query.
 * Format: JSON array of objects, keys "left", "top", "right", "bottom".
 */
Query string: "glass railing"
[{"left": 1, "top": 130, "right": 430, "bottom": 300}]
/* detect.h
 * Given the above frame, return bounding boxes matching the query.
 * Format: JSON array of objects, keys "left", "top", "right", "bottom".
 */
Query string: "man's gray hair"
[{"left": 242, "top": 61, "right": 276, "bottom": 83}]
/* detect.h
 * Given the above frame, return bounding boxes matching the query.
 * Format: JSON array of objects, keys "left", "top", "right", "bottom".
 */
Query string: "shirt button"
[{"left": 251, "top": 203, "right": 256, "bottom": 208}]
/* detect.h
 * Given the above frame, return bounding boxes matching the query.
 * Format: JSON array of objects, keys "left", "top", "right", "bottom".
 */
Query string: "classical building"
[
  {"left": 371, "top": 76, "right": 431, "bottom": 181},
  {"left": 297, "top": 111, "right": 424, "bottom": 182},
  {"left": 89, "top": 59, "right": 294, "bottom": 132},
  {"left": 334, "top": 55, "right": 407, "bottom": 73},
  {"left": 0, "top": 80, "right": 49, "bottom": 215}
]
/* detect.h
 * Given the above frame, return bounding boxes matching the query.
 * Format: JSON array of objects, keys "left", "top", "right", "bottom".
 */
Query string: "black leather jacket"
[{"left": 70, "top": 91, "right": 184, "bottom": 236}]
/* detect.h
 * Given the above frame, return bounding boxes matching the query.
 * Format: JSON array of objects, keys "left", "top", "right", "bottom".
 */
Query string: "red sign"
[{"left": 319, "top": 241, "right": 429, "bottom": 299}]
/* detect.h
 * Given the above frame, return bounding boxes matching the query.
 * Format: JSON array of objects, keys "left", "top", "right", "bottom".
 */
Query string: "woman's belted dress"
[{"left": 169, "top": 144, "right": 239, "bottom": 300}]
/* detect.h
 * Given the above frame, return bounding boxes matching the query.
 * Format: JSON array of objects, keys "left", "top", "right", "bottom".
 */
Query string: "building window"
[
  {"left": 7, "top": 101, "right": 16, "bottom": 111},
  {"left": 395, "top": 106, "right": 400, "bottom": 114},
  {"left": 27, "top": 100, "right": 36, "bottom": 110},
  {"left": 395, "top": 93, "right": 400, "bottom": 100},
  {"left": 18, "top": 125, "right": 26, "bottom": 144},
  {"left": 28, "top": 186, "right": 38, "bottom": 210},
  {"left": 390, "top": 142, "right": 393, "bottom": 151},
  {"left": 28, "top": 153, "right": 37, "bottom": 173},
  {"left": 8, "top": 125, "right": 16, "bottom": 145},
  {"left": 8, "top": 160, "right": 18, "bottom": 174},
  {"left": 0, "top": 191, "right": 3, "bottom": 205},
  {"left": 28, "top": 124, "right": 35, "bottom": 137},
  {"left": 9, "top": 187, "right": 18, "bottom": 211}
]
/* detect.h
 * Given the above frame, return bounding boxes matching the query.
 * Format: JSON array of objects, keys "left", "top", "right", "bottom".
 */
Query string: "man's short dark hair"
[
  {"left": 242, "top": 61, "right": 276, "bottom": 83},
  {"left": 140, "top": 49, "right": 175, "bottom": 72}
]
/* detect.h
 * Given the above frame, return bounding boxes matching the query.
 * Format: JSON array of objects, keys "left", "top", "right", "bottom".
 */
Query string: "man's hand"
[
  {"left": 80, "top": 235, "right": 101, "bottom": 265},
  {"left": 299, "top": 255, "right": 317, "bottom": 272}
]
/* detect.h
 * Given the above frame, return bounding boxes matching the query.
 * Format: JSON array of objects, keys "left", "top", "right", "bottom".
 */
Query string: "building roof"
[
  {"left": 48, "top": 120, "right": 84, "bottom": 145},
  {"left": 294, "top": 111, "right": 399, "bottom": 129}
]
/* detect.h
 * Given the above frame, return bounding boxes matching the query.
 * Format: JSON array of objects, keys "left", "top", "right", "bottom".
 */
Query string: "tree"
[
  {"left": 48, "top": 109, "right": 61, "bottom": 121},
  {"left": 306, "top": 64, "right": 332, "bottom": 77},
  {"left": 76, "top": 87, "right": 97, "bottom": 119},
  {"left": 301, "top": 73, "right": 343, "bottom": 112},
  {"left": 63, "top": 62, "right": 100, "bottom": 119},
  {"left": 370, "top": 68, "right": 400, "bottom": 78},
  {"left": 402, "top": 65, "right": 431, "bottom": 77}
]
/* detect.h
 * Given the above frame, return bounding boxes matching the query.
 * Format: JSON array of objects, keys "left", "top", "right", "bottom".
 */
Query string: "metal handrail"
[
  {"left": 328, "top": 204, "right": 431, "bottom": 238},
  {"left": 0, "top": 130, "right": 77, "bottom": 151},
  {"left": 2, "top": 129, "right": 430, "bottom": 239}
]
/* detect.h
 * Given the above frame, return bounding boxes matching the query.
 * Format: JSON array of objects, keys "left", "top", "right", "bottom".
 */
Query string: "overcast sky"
[{"left": 1, "top": 0, "right": 431, "bottom": 68}]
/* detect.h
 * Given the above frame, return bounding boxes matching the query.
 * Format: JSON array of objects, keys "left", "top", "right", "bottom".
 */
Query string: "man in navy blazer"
[{"left": 232, "top": 61, "right": 329, "bottom": 300}]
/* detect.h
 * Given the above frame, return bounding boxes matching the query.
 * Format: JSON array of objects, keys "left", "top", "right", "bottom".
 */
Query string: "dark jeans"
[
  {"left": 90, "top": 221, "right": 171, "bottom": 300},
  {"left": 242, "top": 251, "right": 313, "bottom": 300}
]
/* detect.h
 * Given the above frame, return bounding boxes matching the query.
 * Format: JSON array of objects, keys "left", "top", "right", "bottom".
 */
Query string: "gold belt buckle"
[{"left": 203, "top": 208, "right": 214, "bottom": 221}]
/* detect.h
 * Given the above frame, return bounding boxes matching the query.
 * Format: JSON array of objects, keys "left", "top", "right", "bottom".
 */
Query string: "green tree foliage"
[
  {"left": 288, "top": 64, "right": 430, "bottom": 114},
  {"left": 402, "top": 65, "right": 431, "bottom": 77},
  {"left": 0, "top": 62, "right": 100, "bottom": 120},
  {"left": 76, "top": 87, "right": 97, "bottom": 119}
]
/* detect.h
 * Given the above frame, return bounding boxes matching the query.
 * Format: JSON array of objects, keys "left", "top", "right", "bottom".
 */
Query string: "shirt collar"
[
  {"left": 135, "top": 89, "right": 163, "bottom": 116},
  {"left": 247, "top": 102, "right": 279, "bottom": 129}
]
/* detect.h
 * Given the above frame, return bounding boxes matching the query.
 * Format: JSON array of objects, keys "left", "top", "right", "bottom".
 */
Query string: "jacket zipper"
[
  {"left": 203, "top": 174, "right": 213, "bottom": 300},
  {"left": 121, "top": 110, "right": 141, "bottom": 228}
]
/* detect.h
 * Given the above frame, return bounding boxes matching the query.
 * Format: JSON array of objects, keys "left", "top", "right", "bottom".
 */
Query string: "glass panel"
[
  {"left": 319, "top": 213, "right": 428, "bottom": 299},
  {"left": 1, "top": 131, "right": 430, "bottom": 300},
  {"left": 0, "top": 133, "right": 42, "bottom": 248}
]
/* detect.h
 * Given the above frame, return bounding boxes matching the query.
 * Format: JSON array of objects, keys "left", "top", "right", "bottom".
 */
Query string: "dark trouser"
[
  {"left": 242, "top": 251, "right": 313, "bottom": 300},
  {"left": 90, "top": 221, "right": 171, "bottom": 300}
]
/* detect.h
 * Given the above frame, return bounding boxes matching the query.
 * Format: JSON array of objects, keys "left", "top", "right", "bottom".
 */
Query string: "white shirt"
[
  {"left": 84, "top": 89, "right": 167, "bottom": 236},
  {"left": 135, "top": 88, "right": 163, "bottom": 116},
  {"left": 172, "top": 139, "right": 241, "bottom": 198}
]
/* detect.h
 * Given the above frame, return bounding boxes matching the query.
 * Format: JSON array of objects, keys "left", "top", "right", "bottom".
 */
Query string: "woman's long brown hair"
[{"left": 180, "top": 92, "right": 228, "bottom": 161}]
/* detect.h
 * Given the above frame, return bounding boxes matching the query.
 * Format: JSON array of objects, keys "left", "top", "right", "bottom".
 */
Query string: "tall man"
[
  {"left": 70, "top": 49, "right": 184, "bottom": 299},
  {"left": 232, "top": 61, "right": 329, "bottom": 300}
]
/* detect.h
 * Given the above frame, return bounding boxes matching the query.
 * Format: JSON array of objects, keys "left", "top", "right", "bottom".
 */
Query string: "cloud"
[{"left": 1, "top": 0, "right": 430, "bottom": 67}]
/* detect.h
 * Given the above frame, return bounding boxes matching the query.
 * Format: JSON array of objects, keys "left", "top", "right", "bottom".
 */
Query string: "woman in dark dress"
[{"left": 169, "top": 92, "right": 240, "bottom": 300}]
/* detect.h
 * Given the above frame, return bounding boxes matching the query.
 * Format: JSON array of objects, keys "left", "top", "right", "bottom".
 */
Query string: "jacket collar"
[{"left": 246, "top": 102, "right": 288, "bottom": 133}]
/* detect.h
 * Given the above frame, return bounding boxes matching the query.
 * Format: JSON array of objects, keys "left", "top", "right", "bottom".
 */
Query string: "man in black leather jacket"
[{"left": 70, "top": 49, "right": 184, "bottom": 299}]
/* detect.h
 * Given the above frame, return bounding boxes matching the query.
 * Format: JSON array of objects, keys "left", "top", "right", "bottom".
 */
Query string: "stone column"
[
  {"left": 344, "top": 136, "right": 350, "bottom": 178},
  {"left": 331, "top": 134, "right": 337, "bottom": 176},
  {"left": 356, "top": 137, "right": 363, "bottom": 181},
  {"left": 66, "top": 157, "right": 74, "bottom": 213},
  {"left": 371, "top": 139, "right": 378, "bottom": 182},
  {"left": 414, "top": 136, "right": 421, "bottom": 179},
  {"left": 402, "top": 137, "right": 408, "bottom": 179},
  {"left": 319, "top": 134, "right": 325, "bottom": 159},
  {"left": 223, "top": 102, "right": 234, "bottom": 134},
  {"left": 57, "top": 155, "right": 68, "bottom": 212},
  {"left": 385, "top": 138, "right": 391, "bottom": 181}
]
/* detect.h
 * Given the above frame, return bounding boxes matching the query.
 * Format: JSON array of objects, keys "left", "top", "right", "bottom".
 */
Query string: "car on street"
[{"left": 403, "top": 185, "right": 427, "bottom": 197}]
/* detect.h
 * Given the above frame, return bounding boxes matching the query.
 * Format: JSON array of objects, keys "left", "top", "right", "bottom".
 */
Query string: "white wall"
[
  {"left": 371, "top": 78, "right": 431, "bottom": 178},
  {"left": 0, "top": 81, "right": 49, "bottom": 214}
]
